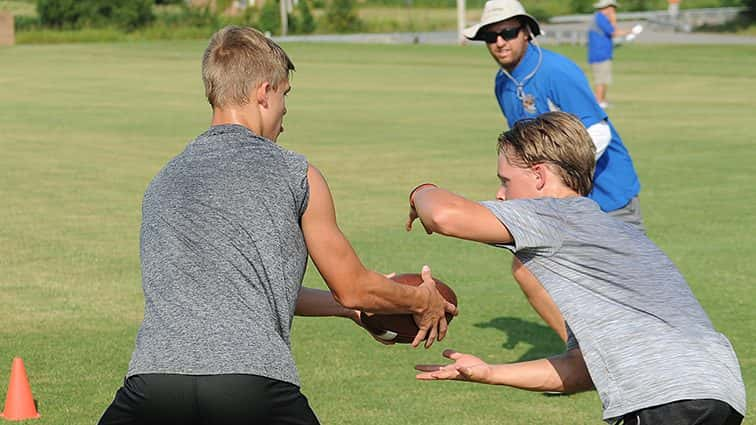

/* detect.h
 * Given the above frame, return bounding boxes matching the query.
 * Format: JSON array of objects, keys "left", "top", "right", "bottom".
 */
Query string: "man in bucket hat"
[
  {"left": 464, "top": 0, "right": 642, "bottom": 344},
  {"left": 588, "top": 0, "right": 642, "bottom": 107}
]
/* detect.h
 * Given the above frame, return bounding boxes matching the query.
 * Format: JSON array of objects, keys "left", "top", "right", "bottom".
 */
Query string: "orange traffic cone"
[{"left": 1, "top": 358, "right": 41, "bottom": 421}]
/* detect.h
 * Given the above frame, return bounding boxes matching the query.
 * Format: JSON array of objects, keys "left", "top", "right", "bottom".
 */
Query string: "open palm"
[{"left": 415, "top": 349, "right": 494, "bottom": 384}]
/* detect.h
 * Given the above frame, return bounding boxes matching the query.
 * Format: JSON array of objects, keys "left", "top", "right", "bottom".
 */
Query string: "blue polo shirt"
[
  {"left": 494, "top": 44, "right": 640, "bottom": 212},
  {"left": 588, "top": 12, "right": 615, "bottom": 63}
]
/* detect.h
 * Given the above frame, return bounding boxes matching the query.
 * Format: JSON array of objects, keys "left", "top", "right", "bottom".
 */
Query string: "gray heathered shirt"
[
  {"left": 481, "top": 197, "right": 746, "bottom": 422},
  {"left": 127, "top": 124, "right": 309, "bottom": 387}
]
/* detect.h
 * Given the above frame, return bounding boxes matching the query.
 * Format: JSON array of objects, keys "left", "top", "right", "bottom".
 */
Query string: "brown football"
[{"left": 360, "top": 273, "right": 457, "bottom": 344}]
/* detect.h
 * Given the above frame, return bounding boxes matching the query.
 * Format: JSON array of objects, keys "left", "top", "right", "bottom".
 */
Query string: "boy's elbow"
[
  {"left": 330, "top": 273, "right": 372, "bottom": 310},
  {"left": 331, "top": 288, "right": 360, "bottom": 310},
  {"left": 425, "top": 208, "right": 463, "bottom": 237}
]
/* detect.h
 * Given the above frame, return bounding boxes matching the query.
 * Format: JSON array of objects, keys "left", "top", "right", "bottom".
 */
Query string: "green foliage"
[
  {"left": 14, "top": 14, "right": 41, "bottom": 30},
  {"left": 287, "top": 10, "right": 301, "bottom": 33},
  {"left": 215, "top": 0, "right": 236, "bottom": 13},
  {"left": 323, "top": 0, "right": 362, "bottom": 32},
  {"left": 36, "top": 0, "right": 154, "bottom": 30},
  {"left": 349, "top": 0, "right": 487, "bottom": 7},
  {"left": 155, "top": 3, "right": 220, "bottom": 28},
  {"left": 258, "top": 0, "right": 281, "bottom": 34},
  {"left": 621, "top": 0, "right": 653, "bottom": 11},
  {"left": 569, "top": 0, "right": 594, "bottom": 14},
  {"left": 526, "top": 6, "right": 552, "bottom": 22},
  {"left": 285, "top": 0, "right": 317, "bottom": 34},
  {"left": 296, "top": 0, "right": 316, "bottom": 33},
  {"left": 745, "top": 0, "right": 756, "bottom": 19}
]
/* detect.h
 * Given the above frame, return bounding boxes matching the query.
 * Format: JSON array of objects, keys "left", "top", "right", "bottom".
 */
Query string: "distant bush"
[
  {"left": 323, "top": 0, "right": 362, "bottom": 32},
  {"left": 287, "top": 11, "right": 301, "bottom": 33},
  {"left": 569, "top": 0, "right": 594, "bottom": 14},
  {"left": 527, "top": 6, "right": 552, "bottom": 22},
  {"left": 156, "top": 4, "right": 221, "bottom": 28},
  {"left": 258, "top": 0, "right": 281, "bottom": 34},
  {"left": 14, "top": 15, "right": 42, "bottom": 31},
  {"left": 296, "top": 0, "right": 317, "bottom": 33},
  {"left": 353, "top": 0, "right": 486, "bottom": 6},
  {"left": 36, "top": 0, "right": 155, "bottom": 30},
  {"left": 745, "top": 0, "right": 756, "bottom": 19},
  {"left": 621, "top": 0, "right": 653, "bottom": 11}
]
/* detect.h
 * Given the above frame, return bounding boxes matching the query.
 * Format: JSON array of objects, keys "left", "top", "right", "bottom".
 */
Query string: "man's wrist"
[
  {"left": 409, "top": 183, "right": 438, "bottom": 208},
  {"left": 411, "top": 285, "right": 432, "bottom": 315}
]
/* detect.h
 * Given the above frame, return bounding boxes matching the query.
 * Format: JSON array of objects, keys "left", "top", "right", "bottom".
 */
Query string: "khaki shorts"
[{"left": 591, "top": 60, "right": 613, "bottom": 85}]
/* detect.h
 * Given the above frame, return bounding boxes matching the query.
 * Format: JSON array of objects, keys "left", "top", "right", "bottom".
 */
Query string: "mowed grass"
[{"left": 0, "top": 41, "right": 754, "bottom": 424}]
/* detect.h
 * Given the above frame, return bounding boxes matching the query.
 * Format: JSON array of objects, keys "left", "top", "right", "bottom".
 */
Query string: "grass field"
[{"left": 1, "top": 40, "right": 754, "bottom": 424}]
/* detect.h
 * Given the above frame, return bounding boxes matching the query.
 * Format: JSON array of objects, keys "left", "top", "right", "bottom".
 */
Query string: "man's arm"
[
  {"left": 416, "top": 348, "right": 595, "bottom": 394},
  {"left": 295, "top": 287, "right": 357, "bottom": 319},
  {"left": 612, "top": 27, "right": 631, "bottom": 37},
  {"left": 301, "top": 165, "right": 456, "bottom": 347},
  {"left": 407, "top": 185, "right": 512, "bottom": 244},
  {"left": 546, "top": 60, "right": 611, "bottom": 158},
  {"left": 295, "top": 287, "right": 397, "bottom": 345},
  {"left": 586, "top": 121, "right": 611, "bottom": 159}
]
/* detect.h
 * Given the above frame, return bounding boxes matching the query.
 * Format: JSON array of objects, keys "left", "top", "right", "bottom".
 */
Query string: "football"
[{"left": 360, "top": 273, "right": 458, "bottom": 343}]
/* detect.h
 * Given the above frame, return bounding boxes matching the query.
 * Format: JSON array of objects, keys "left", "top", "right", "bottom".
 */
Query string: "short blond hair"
[
  {"left": 497, "top": 112, "right": 596, "bottom": 196},
  {"left": 202, "top": 26, "right": 295, "bottom": 108}
]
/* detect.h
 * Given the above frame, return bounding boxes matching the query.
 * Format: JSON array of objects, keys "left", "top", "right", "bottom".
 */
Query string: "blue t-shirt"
[
  {"left": 588, "top": 12, "right": 615, "bottom": 63},
  {"left": 494, "top": 45, "right": 640, "bottom": 212}
]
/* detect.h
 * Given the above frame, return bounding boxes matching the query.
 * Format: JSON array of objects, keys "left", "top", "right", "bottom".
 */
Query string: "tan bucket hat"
[
  {"left": 463, "top": 0, "right": 541, "bottom": 41},
  {"left": 593, "top": 0, "right": 620, "bottom": 9}
]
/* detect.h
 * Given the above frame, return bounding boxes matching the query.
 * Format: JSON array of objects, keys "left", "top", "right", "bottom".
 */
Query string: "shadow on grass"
[{"left": 474, "top": 316, "right": 565, "bottom": 362}]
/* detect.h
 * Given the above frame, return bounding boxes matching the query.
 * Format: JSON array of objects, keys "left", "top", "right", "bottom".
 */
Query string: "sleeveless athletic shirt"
[{"left": 127, "top": 124, "right": 310, "bottom": 387}]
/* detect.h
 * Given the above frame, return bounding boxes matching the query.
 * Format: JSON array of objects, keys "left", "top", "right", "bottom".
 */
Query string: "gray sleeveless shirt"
[{"left": 127, "top": 124, "right": 309, "bottom": 386}]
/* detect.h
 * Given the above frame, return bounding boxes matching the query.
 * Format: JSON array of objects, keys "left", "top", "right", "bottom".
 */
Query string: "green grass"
[{"left": 0, "top": 41, "right": 754, "bottom": 424}]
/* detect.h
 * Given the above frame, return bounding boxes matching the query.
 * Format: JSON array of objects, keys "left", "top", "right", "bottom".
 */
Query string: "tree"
[
  {"left": 745, "top": 0, "right": 756, "bottom": 19},
  {"left": 257, "top": 0, "right": 280, "bottom": 34},
  {"left": 297, "top": 0, "right": 316, "bottom": 34},
  {"left": 37, "top": 0, "right": 154, "bottom": 30},
  {"left": 323, "top": 0, "right": 361, "bottom": 33}
]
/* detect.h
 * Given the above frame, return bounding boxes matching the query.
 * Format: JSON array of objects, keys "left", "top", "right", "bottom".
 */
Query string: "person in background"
[
  {"left": 463, "top": 0, "right": 641, "bottom": 343},
  {"left": 588, "top": 0, "right": 639, "bottom": 108}
]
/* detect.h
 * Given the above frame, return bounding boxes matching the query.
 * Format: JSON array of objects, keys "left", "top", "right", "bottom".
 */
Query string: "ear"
[
  {"left": 256, "top": 82, "right": 271, "bottom": 108},
  {"left": 531, "top": 164, "right": 547, "bottom": 191}
]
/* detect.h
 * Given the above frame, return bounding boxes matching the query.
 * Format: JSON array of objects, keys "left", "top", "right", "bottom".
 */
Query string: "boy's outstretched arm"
[
  {"left": 415, "top": 348, "right": 594, "bottom": 394},
  {"left": 406, "top": 184, "right": 513, "bottom": 245},
  {"left": 302, "top": 166, "right": 456, "bottom": 348}
]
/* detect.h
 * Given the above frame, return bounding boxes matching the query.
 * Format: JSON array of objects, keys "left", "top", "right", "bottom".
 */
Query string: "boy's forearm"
[
  {"left": 411, "top": 185, "right": 513, "bottom": 244},
  {"left": 488, "top": 350, "right": 594, "bottom": 393},
  {"left": 295, "top": 287, "right": 356, "bottom": 319}
]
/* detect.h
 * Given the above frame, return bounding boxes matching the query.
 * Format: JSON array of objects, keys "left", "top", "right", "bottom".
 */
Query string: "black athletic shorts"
[
  {"left": 619, "top": 399, "right": 743, "bottom": 425},
  {"left": 98, "top": 374, "right": 320, "bottom": 425}
]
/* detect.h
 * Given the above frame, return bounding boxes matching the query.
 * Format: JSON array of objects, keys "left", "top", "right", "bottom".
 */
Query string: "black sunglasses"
[{"left": 479, "top": 26, "right": 523, "bottom": 43}]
